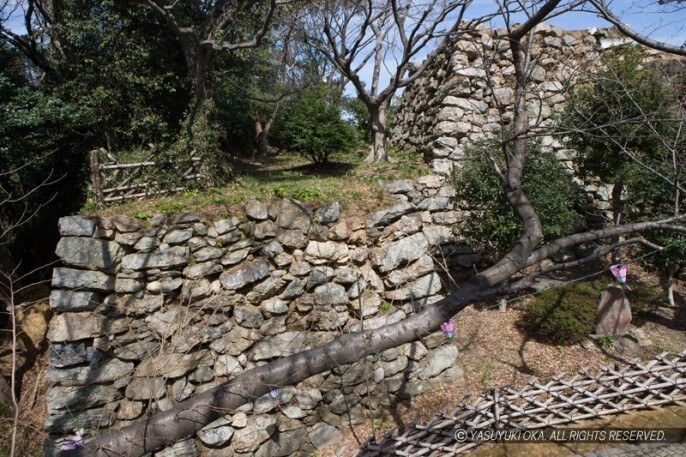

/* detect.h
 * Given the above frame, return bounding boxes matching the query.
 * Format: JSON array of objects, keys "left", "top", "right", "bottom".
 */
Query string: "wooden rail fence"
[
  {"left": 358, "top": 351, "right": 686, "bottom": 456},
  {"left": 89, "top": 148, "right": 206, "bottom": 204}
]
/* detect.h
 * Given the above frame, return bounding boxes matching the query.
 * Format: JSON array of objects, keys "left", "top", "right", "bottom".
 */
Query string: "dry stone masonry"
[
  {"left": 390, "top": 23, "right": 666, "bottom": 201},
  {"left": 46, "top": 175, "right": 476, "bottom": 456}
]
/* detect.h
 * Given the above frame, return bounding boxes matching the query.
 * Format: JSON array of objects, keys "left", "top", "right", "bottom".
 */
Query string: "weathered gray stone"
[
  {"left": 184, "top": 262, "right": 223, "bottom": 279},
  {"left": 420, "top": 345, "right": 459, "bottom": 379},
  {"left": 384, "top": 180, "right": 414, "bottom": 194},
  {"left": 252, "top": 331, "right": 307, "bottom": 360},
  {"left": 210, "top": 326, "right": 258, "bottom": 356},
  {"left": 423, "top": 225, "right": 454, "bottom": 246},
  {"left": 47, "top": 313, "right": 107, "bottom": 342},
  {"left": 296, "top": 387, "right": 323, "bottom": 410},
  {"left": 58, "top": 216, "right": 96, "bottom": 237},
  {"left": 289, "top": 261, "right": 312, "bottom": 276},
  {"left": 304, "top": 241, "right": 349, "bottom": 264},
  {"left": 233, "top": 416, "right": 277, "bottom": 453},
  {"left": 55, "top": 237, "right": 123, "bottom": 270},
  {"left": 596, "top": 285, "right": 632, "bottom": 335},
  {"left": 135, "top": 352, "right": 205, "bottom": 379},
  {"left": 385, "top": 272, "right": 442, "bottom": 301},
  {"left": 125, "top": 377, "right": 165, "bottom": 400},
  {"left": 313, "top": 283, "right": 348, "bottom": 306},
  {"left": 117, "top": 399, "right": 144, "bottom": 420},
  {"left": 367, "top": 202, "right": 415, "bottom": 228},
  {"left": 349, "top": 310, "right": 405, "bottom": 332},
  {"left": 163, "top": 229, "right": 193, "bottom": 244},
  {"left": 134, "top": 235, "right": 157, "bottom": 252},
  {"left": 198, "top": 417, "right": 235, "bottom": 447},
  {"left": 255, "top": 428, "right": 308, "bottom": 457},
  {"left": 46, "top": 359, "right": 133, "bottom": 386},
  {"left": 380, "top": 215, "right": 422, "bottom": 242},
  {"left": 213, "top": 216, "right": 240, "bottom": 235},
  {"left": 309, "top": 424, "right": 343, "bottom": 450},
  {"left": 281, "top": 279, "right": 304, "bottom": 300},
  {"left": 245, "top": 200, "right": 269, "bottom": 220},
  {"left": 214, "top": 354, "right": 242, "bottom": 377},
  {"left": 113, "top": 340, "right": 160, "bottom": 361},
  {"left": 220, "top": 260, "right": 270, "bottom": 290},
  {"left": 254, "top": 220, "right": 277, "bottom": 239},
  {"left": 45, "top": 408, "right": 115, "bottom": 433},
  {"left": 49, "top": 290, "right": 99, "bottom": 312},
  {"left": 418, "top": 197, "right": 453, "bottom": 211},
  {"left": 121, "top": 246, "right": 189, "bottom": 270},
  {"left": 52, "top": 267, "right": 115, "bottom": 291},
  {"left": 334, "top": 266, "right": 358, "bottom": 284},
  {"left": 315, "top": 202, "right": 341, "bottom": 225},
  {"left": 49, "top": 342, "right": 103, "bottom": 367},
  {"left": 385, "top": 255, "right": 434, "bottom": 288},
  {"left": 246, "top": 276, "right": 285, "bottom": 303},
  {"left": 261, "top": 297, "right": 288, "bottom": 314},
  {"left": 277, "top": 229, "right": 309, "bottom": 249},
  {"left": 193, "top": 247, "right": 223, "bottom": 262},
  {"left": 306, "top": 266, "right": 334, "bottom": 290},
  {"left": 263, "top": 240, "right": 283, "bottom": 258},
  {"left": 47, "top": 384, "right": 120, "bottom": 411},
  {"left": 234, "top": 304, "right": 264, "bottom": 328},
  {"left": 114, "top": 278, "right": 144, "bottom": 294},
  {"left": 221, "top": 247, "right": 250, "bottom": 266},
  {"left": 375, "top": 232, "right": 429, "bottom": 273},
  {"left": 276, "top": 198, "right": 312, "bottom": 231}
]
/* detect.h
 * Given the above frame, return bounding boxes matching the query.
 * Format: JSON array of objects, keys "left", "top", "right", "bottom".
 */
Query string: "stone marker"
[{"left": 596, "top": 285, "right": 631, "bottom": 335}]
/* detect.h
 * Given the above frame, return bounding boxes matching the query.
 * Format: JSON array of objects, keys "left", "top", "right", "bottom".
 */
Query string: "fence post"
[{"left": 90, "top": 149, "right": 102, "bottom": 205}]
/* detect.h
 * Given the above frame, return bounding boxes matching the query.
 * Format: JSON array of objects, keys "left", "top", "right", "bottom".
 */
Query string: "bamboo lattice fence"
[
  {"left": 358, "top": 351, "right": 686, "bottom": 456},
  {"left": 89, "top": 148, "right": 206, "bottom": 204}
]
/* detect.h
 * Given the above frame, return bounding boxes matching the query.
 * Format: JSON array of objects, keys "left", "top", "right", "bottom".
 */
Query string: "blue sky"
[
  {"left": 350, "top": 0, "right": 686, "bottom": 97},
  {"left": 4, "top": 0, "right": 684, "bottom": 96}
]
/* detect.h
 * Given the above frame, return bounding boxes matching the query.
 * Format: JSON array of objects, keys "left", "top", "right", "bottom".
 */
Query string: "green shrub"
[
  {"left": 524, "top": 281, "right": 599, "bottom": 344},
  {"left": 275, "top": 85, "right": 356, "bottom": 163},
  {"left": 452, "top": 139, "right": 585, "bottom": 260},
  {"left": 523, "top": 278, "right": 664, "bottom": 344}
]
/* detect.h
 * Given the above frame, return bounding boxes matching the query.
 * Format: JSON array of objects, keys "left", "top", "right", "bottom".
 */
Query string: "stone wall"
[
  {"left": 45, "top": 175, "right": 476, "bottom": 456},
  {"left": 390, "top": 23, "right": 664, "bottom": 190}
]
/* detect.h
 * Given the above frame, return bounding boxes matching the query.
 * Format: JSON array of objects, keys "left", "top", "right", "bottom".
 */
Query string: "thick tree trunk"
[
  {"left": 253, "top": 119, "right": 269, "bottom": 160},
  {"left": 364, "top": 104, "right": 388, "bottom": 162},
  {"left": 664, "top": 265, "right": 678, "bottom": 307}
]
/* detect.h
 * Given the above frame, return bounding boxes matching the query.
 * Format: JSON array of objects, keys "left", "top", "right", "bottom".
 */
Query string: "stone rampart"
[
  {"left": 46, "top": 175, "right": 475, "bottom": 455},
  {"left": 390, "top": 23, "right": 666, "bottom": 190}
]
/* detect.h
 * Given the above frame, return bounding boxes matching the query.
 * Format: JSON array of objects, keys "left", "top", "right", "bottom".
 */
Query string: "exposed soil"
[{"left": 333, "top": 279, "right": 686, "bottom": 457}]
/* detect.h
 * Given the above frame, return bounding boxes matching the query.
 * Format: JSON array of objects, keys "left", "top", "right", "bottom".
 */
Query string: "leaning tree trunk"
[{"left": 364, "top": 103, "right": 388, "bottom": 162}]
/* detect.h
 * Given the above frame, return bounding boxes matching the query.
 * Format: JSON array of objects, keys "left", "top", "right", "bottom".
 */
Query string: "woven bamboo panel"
[
  {"left": 90, "top": 149, "right": 205, "bottom": 204},
  {"left": 358, "top": 351, "right": 686, "bottom": 456}
]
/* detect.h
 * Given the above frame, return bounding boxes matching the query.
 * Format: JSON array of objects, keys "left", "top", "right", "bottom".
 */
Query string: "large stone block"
[
  {"left": 49, "top": 290, "right": 100, "bottom": 312},
  {"left": 375, "top": 232, "right": 429, "bottom": 273},
  {"left": 220, "top": 260, "right": 270, "bottom": 290},
  {"left": 276, "top": 198, "right": 312, "bottom": 231},
  {"left": 52, "top": 267, "right": 115, "bottom": 291},
  {"left": 121, "top": 246, "right": 189, "bottom": 270},
  {"left": 58, "top": 216, "right": 95, "bottom": 237},
  {"left": 596, "top": 285, "right": 631, "bottom": 335},
  {"left": 55, "top": 237, "right": 123, "bottom": 270}
]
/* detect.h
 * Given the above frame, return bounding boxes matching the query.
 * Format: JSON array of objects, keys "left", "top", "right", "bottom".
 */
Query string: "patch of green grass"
[
  {"left": 90, "top": 149, "right": 427, "bottom": 219},
  {"left": 378, "top": 301, "right": 392, "bottom": 314},
  {"left": 597, "top": 334, "right": 616, "bottom": 349}
]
